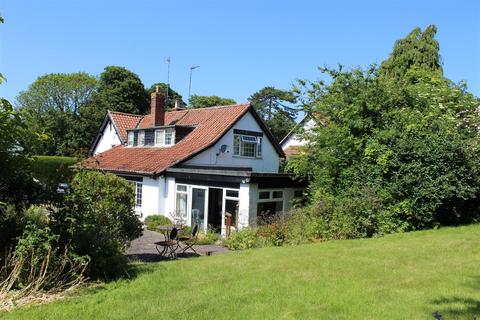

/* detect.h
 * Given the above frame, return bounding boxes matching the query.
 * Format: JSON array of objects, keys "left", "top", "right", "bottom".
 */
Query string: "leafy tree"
[
  {"left": 379, "top": 25, "right": 443, "bottom": 79},
  {"left": 95, "top": 66, "right": 149, "bottom": 115},
  {"left": 249, "top": 87, "right": 298, "bottom": 141},
  {"left": 146, "top": 83, "right": 184, "bottom": 110},
  {"left": 289, "top": 26, "right": 480, "bottom": 238},
  {"left": 16, "top": 73, "right": 98, "bottom": 156},
  {"left": 0, "top": 99, "right": 42, "bottom": 206},
  {"left": 188, "top": 95, "right": 236, "bottom": 109}
]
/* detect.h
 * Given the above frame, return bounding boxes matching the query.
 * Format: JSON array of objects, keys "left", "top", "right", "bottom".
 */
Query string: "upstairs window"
[
  {"left": 233, "top": 134, "right": 262, "bottom": 158},
  {"left": 138, "top": 130, "right": 145, "bottom": 146},
  {"left": 155, "top": 128, "right": 175, "bottom": 146},
  {"left": 127, "top": 131, "right": 134, "bottom": 147}
]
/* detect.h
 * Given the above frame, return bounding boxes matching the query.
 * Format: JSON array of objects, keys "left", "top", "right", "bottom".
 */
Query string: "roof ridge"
[
  {"left": 109, "top": 110, "right": 144, "bottom": 117},
  {"left": 168, "top": 103, "right": 250, "bottom": 112}
]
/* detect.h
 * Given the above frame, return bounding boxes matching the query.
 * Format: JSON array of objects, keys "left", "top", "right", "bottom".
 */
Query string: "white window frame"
[
  {"left": 257, "top": 189, "right": 284, "bottom": 203},
  {"left": 257, "top": 189, "right": 284, "bottom": 215},
  {"left": 138, "top": 130, "right": 145, "bottom": 146},
  {"left": 155, "top": 128, "right": 175, "bottom": 146},
  {"left": 127, "top": 131, "right": 134, "bottom": 147},
  {"left": 128, "top": 180, "right": 142, "bottom": 208},
  {"left": 174, "top": 184, "right": 189, "bottom": 224},
  {"left": 233, "top": 133, "right": 262, "bottom": 158}
]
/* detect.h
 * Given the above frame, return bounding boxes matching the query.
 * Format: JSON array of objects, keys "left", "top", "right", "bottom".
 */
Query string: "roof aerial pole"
[
  {"left": 165, "top": 57, "right": 171, "bottom": 106},
  {"left": 188, "top": 65, "right": 200, "bottom": 103}
]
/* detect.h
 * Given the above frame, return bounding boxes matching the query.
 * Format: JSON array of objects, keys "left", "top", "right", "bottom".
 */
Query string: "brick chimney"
[{"left": 150, "top": 85, "right": 165, "bottom": 126}]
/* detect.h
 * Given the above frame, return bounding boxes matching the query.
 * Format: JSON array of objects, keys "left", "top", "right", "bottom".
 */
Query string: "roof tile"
[{"left": 83, "top": 104, "right": 251, "bottom": 175}]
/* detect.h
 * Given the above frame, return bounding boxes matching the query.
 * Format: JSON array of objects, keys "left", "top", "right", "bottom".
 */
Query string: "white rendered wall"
[
  {"left": 184, "top": 112, "right": 280, "bottom": 173},
  {"left": 140, "top": 176, "right": 164, "bottom": 219},
  {"left": 93, "top": 120, "right": 122, "bottom": 155},
  {"left": 281, "top": 118, "right": 316, "bottom": 150}
]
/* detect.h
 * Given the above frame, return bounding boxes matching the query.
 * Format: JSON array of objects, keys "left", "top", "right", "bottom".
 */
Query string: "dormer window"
[
  {"left": 138, "top": 130, "right": 145, "bottom": 146},
  {"left": 155, "top": 128, "right": 175, "bottom": 146},
  {"left": 127, "top": 131, "right": 134, "bottom": 147}
]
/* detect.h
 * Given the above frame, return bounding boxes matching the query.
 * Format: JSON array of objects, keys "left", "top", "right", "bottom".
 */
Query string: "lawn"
[{"left": 2, "top": 224, "right": 480, "bottom": 320}]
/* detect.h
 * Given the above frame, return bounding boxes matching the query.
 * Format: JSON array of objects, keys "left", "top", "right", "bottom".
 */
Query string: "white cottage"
[{"left": 84, "top": 90, "right": 305, "bottom": 234}]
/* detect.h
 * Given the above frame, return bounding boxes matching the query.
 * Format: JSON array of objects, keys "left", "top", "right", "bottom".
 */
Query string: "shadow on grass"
[{"left": 431, "top": 276, "right": 480, "bottom": 319}]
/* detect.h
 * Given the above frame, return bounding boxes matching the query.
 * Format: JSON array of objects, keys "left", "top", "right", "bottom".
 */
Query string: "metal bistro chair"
[
  {"left": 178, "top": 225, "right": 199, "bottom": 255},
  {"left": 155, "top": 227, "right": 179, "bottom": 259}
]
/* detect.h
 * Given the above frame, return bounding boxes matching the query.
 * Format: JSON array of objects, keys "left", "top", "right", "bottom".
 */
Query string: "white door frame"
[{"left": 188, "top": 186, "right": 209, "bottom": 233}]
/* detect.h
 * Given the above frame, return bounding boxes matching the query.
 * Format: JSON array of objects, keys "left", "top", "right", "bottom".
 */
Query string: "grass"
[{"left": 2, "top": 224, "right": 480, "bottom": 319}]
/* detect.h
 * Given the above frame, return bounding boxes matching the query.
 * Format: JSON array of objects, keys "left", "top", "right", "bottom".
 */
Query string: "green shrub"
[
  {"left": 227, "top": 228, "right": 267, "bottom": 250},
  {"left": 144, "top": 215, "right": 172, "bottom": 231},
  {"left": 53, "top": 170, "right": 143, "bottom": 279},
  {"left": 196, "top": 230, "right": 223, "bottom": 245}
]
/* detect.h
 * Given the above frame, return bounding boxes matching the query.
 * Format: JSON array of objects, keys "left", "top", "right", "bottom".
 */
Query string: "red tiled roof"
[
  {"left": 284, "top": 145, "right": 303, "bottom": 159},
  {"left": 109, "top": 111, "right": 143, "bottom": 142},
  {"left": 83, "top": 104, "right": 251, "bottom": 175}
]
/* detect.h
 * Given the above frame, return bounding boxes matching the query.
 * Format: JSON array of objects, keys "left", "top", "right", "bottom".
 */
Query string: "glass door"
[{"left": 190, "top": 187, "right": 207, "bottom": 232}]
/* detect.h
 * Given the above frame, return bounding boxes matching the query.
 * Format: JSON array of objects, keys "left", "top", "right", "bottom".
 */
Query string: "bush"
[
  {"left": 144, "top": 215, "right": 172, "bottom": 231},
  {"left": 53, "top": 170, "right": 142, "bottom": 279},
  {"left": 196, "top": 229, "right": 223, "bottom": 245},
  {"left": 227, "top": 228, "right": 265, "bottom": 250}
]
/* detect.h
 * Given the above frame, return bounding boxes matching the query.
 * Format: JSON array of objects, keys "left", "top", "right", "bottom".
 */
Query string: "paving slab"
[{"left": 125, "top": 229, "right": 229, "bottom": 262}]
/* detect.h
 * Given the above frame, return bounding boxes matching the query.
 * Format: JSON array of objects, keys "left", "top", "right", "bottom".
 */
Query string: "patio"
[{"left": 125, "top": 229, "right": 229, "bottom": 262}]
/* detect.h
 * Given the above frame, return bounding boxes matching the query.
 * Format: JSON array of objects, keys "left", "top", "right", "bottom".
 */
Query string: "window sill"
[{"left": 232, "top": 155, "right": 262, "bottom": 160}]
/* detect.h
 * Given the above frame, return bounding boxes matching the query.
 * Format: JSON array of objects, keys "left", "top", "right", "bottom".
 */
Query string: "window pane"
[
  {"left": 294, "top": 190, "right": 303, "bottom": 198},
  {"left": 259, "top": 191, "right": 270, "bottom": 199},
  {"left": 241, "top": 135, "right": 257, "bottom": 143},
  {"left": 139, "top": 131, "right": 145, "bottom": 146},
  {"left": 176, "top": 193, "right": 188, "bottom": 218},
  {"left": 177, "top": 185, "right": 187, "bottom": 192},
  {"left": 127, "top": 132, "right": 134, "bottom": 146},
  {"left": 257, "top": 201, "right": 283, "bottom": 219},
  {"left": 155, "top": 130, "right": 164, "bottom": 145},
  {"left": 233, "top": 135, "right": 240, "bottom": 155},
  {"left": 165, "top": 128, "right": 174, "bottom": 145},
  {"left": 225, "top": 199, "right": 239, "bottom": 229},
  {"left": 272, "top": 191, "right": 283, "bottom": 199},
  {"left": 257, "top": 137, "right": 262, "bottom": 157},
  {"left": 241, "top": 142, "right": 255, "bottom": 157},
  {"left": 226, "top": 190, "right": 239, "bottom": 198},
  {"left": 136, "top": 183, "right": 142, "bottom": 207}
]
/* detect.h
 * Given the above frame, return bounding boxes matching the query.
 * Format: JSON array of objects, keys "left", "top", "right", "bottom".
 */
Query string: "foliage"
[
  {"left": 226, "top": 228, "right": 265, "bottom": 250},
  {"left": 144, "top": 215, "right": 172, "bottom": 231},
  {"left": 146, "top": 83, "right": 184, "bottom": 110},
  {"left": 249, "top": 86, "right": 298, "bottom": 141},
  {"left": 0, "top": 99, "right": 42, "bottom": 206},
  {"left": 188, "top": 94, "right": 236, "bottom": 108},
  {"left": 195, "top": 229, "right": 223, "bottom": 245},
  {"left": 95, "top": 66, "right": 149, "bottom": 115},
  {"left": 53, "top": 171, "right": 143, "bottom": 279},
  {"left": 31, "top": 156, "right": 77, "bottom": 202},
  {"left": 288, "top": 25, "right": 480, "bottom": 238},
  {"left": 379, "top": 25, "right": 443, "bottom": 79},
  {"left": 16, "top": 73, "right": 98, "bottom": 156}
]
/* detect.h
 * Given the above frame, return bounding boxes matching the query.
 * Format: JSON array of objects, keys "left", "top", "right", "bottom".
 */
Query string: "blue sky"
[{"left": 1, "top": 0, "right": 479, "bottom": 104}]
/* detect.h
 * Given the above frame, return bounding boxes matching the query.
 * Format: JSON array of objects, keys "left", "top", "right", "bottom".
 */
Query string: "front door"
[{"left": 190, "top": 187, "right": 208, "bottom": 232}]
